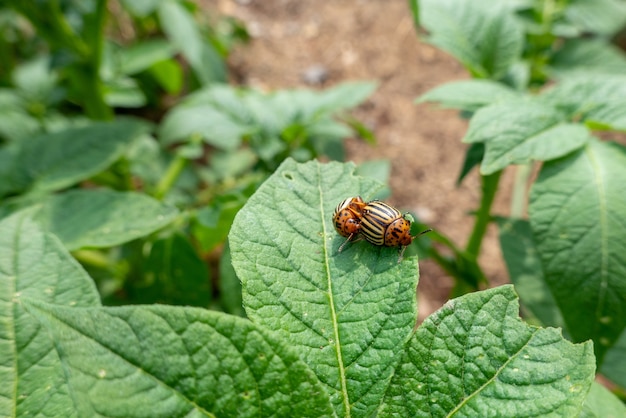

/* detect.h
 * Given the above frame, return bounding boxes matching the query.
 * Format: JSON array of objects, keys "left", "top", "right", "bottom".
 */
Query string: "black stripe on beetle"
[{"left": 333, "top": 197, "right": 431, "bottom": 262}]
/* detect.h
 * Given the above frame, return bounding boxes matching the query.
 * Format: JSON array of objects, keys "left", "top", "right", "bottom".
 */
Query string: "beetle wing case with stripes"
[
  {"left": 360, "top": 200, "right": 406, "bottom": 246},
  {"left": 333, "top": 198, "right": 431, "bottom": 263}
]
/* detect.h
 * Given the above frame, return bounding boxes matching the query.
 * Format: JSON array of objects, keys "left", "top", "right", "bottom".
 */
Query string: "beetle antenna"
[
  {"left": 397, "top": 246, "right": 407, "bottom": 263},
  {"left": 414, "top": 228, "right": 432, "bottom": 238},
  {"left": 397, "top": 228, "right": 432, "bottom": 263}
]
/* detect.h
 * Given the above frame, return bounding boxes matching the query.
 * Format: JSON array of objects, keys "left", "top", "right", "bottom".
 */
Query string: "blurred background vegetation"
[
  {"left": 0, "top": 0, "right": 380, "bottom": 312},
  {"left": 2, "top": 0, "right": 626, "bottom": 325}
]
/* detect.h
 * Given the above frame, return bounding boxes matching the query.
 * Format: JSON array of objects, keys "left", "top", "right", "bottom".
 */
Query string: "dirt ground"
[{"left": 213, "top": 0, "right": 514, "bottom": 320}]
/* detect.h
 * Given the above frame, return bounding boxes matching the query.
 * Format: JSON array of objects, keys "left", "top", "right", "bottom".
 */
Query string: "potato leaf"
[
  {"left": 529, "top": 139, "right": 626, "bottom": 364},
  {"left": 380, "top": 285, "right": 595, "bottom": 417},
  {"left": 230, "top": 159, "right": 418, "bottom": 417}
]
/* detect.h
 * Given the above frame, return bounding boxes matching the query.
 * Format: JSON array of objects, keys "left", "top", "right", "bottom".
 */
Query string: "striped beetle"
[
  {"left": 332, "top": 196, "right": 366, "bottom": 252},
  {"left": 360, "top": 200, "right": 431, "bottom": 263}
]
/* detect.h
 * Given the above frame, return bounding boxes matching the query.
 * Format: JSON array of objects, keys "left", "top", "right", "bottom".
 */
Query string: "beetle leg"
[
  {"left": 397, "top": 229, "right": 432, "bottom": 263},
  {"left": 397, "top": 245, "right": 407, "bottom": 263},
  {"left": 338, "top": 236, "right": 351, "bottom": 253},
  {"left": 338, "top": 233, "right": 362, "bottom": 253},
  {"left": 338, "top": 232, "right": 356, "bottom": 253}
]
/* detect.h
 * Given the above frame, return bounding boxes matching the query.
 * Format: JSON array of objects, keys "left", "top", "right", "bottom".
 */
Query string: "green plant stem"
[
  {"left": 422, "top": 230, "right": 487, "bottom": 289},
  {"left": 539, "top": 0, "right": 565, "bottom": 27},
  {"left": 154, "top": 151, "right": 188, "bottom": 201},
  {"left": 73, "top": 249, "right": 110, "bottom": 269},
  {"left": 466, "top": 171, "right": 502, "bottom": 258},
  {"left": 155, "top": 134, "right": 205, "bottom": 200},
  {"left": 426, "top": 247, "right": 458, "bottom": 278},
  {"left": 13, "top": 1, "right": 90, "bottom": 57},
  {"left": 75, "top": 66, "right": 113, "bottom": 120},
  {"left": 511, "top": 164, "right": 531, "bottom": 219},
  {"left": 80, "top": 0, "right": 113, "bottom": 120}
]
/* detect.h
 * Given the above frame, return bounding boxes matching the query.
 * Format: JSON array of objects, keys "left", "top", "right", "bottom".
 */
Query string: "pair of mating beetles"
[{"left": 332, "top": 196, "right": 431, "bottom": 263}]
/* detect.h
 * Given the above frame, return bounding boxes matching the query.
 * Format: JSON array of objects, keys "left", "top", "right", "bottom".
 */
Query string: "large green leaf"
[
  {"left": 529, "top": 139, "right": 626, "bottom": 364},
  {"left": 565, "top": 0, "right": 626, "bottom": 37},
  {"left": 497, "top": 218, "right": 565, "bottom": 329},
  {"left": 463, "top": 100, "right": 591, "bottom": 174},
  {"left": 418, "top": 0, "right": 524, "bottom": 79},
  {"left": 159, "top": 82, "right": 376, "bottom": 154},
  {"left": 158, "top": 104, "right": 251, "bottom": 149},
  {"left": 183, "top": 84, "right": 252, "bottom": 121},
  {"left": 550, "top": 40, "right": 626, "bottom": 79},
  {"left": 32, "top": 189, "right": 179, "bottom": 250},
  {"left": 541, "top": 76, "right": 626, "bottom": 131},
  {"left": 158, "top": 84, "right": 253, "bottom": 149},
  {"left": 600, "top": 330, "right": 626, "bottom": 389},
  {"left": 542, "top": 76, "right": 626, "bottom": 112},
  {"left": 579, "top": 381, "right": 626, "bottom": 418},
  {"left": 417, "top": 79, "right": 520, "bottom": 111},
  {"left": 2, "top": 210, "right": 332, "bottom": 417},
  {"left": 0, "top": 119, "right": 149, "bottom": 197},
  {"left": 22, "top": 300, "right": 333, "bottom": 418},
  {"left": 0, "top": 211, "right": 100, "bottom": 417},
  {"left": 0, "top": 211, "right": 100, "bottom": 303},
  {"left": 380, "top": 285, "right": 595, "bottom": 417},
  {"left": 230, "top": 159, "right": 418, "bottom": 418}
]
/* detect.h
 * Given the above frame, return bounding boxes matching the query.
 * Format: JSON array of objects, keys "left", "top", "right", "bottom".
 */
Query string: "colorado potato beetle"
[
  {"left": 332, "top": 196, "right": 366, "bottom": 252},
  {"left": 360, "top": 200, "right": 431, "bottom": 263}
]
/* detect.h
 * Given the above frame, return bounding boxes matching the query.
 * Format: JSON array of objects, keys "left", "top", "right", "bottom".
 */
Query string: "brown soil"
[{"left": 213, "top": 0, "right": 514, "bottom": 321}]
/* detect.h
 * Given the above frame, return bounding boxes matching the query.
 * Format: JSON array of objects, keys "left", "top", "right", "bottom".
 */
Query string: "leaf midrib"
[
  {"left": 27, "top": 302, "right": 217, "bottom": 418},
  {"left": 446, "top": 327, "right": 539, "bottom": 417},
  {"left": 318, "top": 163, "right": 351, "bottom": 418},
  {"left": 586, "top": 145, "right": 609, "bottom": 339}
]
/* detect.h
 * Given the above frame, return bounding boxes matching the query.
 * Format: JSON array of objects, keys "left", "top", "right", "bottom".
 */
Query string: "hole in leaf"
[{"left": 283, "top": 172, "right": 294, "bottom": 180}]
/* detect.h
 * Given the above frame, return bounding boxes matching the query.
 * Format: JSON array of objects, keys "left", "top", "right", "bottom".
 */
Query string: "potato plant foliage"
[
  {"left": 412, "top": 0, "right": 626, "bottom": 400},
  {"left": 1, "top": 160, "right": 603, "bottom": 417},
  {"left": 1, "top": 0, "right": 625, "bottom": 416}
]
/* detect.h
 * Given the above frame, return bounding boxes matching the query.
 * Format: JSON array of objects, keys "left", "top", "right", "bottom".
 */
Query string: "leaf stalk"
[{"left": 466, "top": 171, "right": 502, "bottom": 259}]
